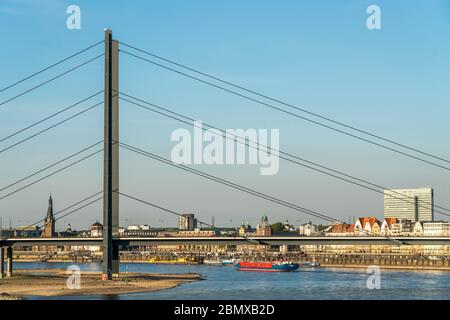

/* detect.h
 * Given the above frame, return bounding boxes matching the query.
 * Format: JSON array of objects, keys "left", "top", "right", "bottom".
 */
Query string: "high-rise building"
[
  {"left": 179, "top": 214, "right": 197, "bottom": 231},
  {"left": 384, "top": 188, "right": 434, "bottom": 222}
]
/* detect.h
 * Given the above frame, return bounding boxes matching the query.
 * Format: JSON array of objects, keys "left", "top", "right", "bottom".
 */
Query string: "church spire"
[
  {"left": 47, "top": 195, "right": 53, "bottom": 220},
  {"left": 42, "top": 195, "right": 55, "bottom": 237}
]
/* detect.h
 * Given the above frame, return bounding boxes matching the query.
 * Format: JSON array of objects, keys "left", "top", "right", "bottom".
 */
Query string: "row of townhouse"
[{"left": 325, "top": 217, "right": 450, "bottom": 237}]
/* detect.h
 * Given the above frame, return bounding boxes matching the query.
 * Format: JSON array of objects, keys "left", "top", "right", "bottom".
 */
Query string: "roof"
[
  {"left": 358, "top": 217, "right": 380, "bottom": 227},
  {"left": 328, "top": 223, "right": 354, "bottom": 233},
  {"left": 91, "top": 222, "right": 103, "bottom": 227},
  {"left": 384, "top": 218, "right": 397, "bottom": 226}
]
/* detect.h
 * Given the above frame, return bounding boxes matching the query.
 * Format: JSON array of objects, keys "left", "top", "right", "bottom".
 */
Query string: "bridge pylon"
[{"left": 102, "top": 29, "right": 120, "bottom": 280}]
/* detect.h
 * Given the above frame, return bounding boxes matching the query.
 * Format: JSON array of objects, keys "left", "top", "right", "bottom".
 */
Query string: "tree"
[{"left": 271, "top": 222, "right": 284, "bottom": 233}]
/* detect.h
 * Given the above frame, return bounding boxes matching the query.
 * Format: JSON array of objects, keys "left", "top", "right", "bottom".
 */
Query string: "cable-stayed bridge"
[{"left": 1, "top": 30, "right": 450, "bottom": 280}]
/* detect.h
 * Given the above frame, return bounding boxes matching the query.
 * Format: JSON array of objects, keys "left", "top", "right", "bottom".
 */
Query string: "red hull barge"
[{"left": 236, "top": 261, "right": 299, "bottom": 272}]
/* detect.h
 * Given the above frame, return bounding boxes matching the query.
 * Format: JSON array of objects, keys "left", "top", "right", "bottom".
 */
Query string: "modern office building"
[
  {"left": 384, "top": 188, "right": 434, "bottom": 221},
  {"left": 178, "top": 214, "right": 197, "bottom": 231}
]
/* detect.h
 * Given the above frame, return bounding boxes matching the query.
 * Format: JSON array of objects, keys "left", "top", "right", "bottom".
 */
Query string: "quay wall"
[
  {"left": 299, "top": 253, "right": 450, "bottom": 271},
  {"left": 10, "top": 251, "right": 450, "bottom": 271}
]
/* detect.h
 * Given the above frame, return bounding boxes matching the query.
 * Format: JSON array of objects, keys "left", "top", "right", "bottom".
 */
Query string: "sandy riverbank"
[{"left": 0, "top": 269, "right": 202, "bottom": 297}]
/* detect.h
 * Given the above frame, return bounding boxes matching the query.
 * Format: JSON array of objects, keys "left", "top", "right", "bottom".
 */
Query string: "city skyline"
[{"left": 0, "top": 184, "right": 446, "bottom": 232}]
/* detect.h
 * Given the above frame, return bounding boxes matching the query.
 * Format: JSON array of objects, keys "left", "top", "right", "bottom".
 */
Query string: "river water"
[{"left": 13, "top": 262, "right": 450, "bottom": 300}]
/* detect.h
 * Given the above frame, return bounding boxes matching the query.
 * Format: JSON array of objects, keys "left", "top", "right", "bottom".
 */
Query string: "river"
[{"left": 13, "top": 262, "right": 450, "bottom": 300}]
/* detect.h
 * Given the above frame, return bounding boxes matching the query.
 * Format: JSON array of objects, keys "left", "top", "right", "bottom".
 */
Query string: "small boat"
[
  {"left": 203, "top": 259, "right": 223, "bottom": 265},
  {"left": 302, "top": 261, "right": 320, "bottom": 268},
  {"left": 235, "top": 261, "right": 299, "bottom": 272},
  {"left": 222, "top": 258, "right": 240, "bottom": 266}
]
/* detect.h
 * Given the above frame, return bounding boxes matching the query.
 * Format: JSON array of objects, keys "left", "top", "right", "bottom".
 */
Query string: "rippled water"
[{"left": 13, "top": 262, "right": 450, "bottom": 300}]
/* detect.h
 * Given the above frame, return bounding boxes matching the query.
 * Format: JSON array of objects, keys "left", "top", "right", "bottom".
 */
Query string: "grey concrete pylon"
[{"left": 102, "top": 29, "right": 119, "bottom": 280}]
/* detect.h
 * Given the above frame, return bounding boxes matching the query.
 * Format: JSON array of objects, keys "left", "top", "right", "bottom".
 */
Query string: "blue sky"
[{"left": 0, "top": 0, "right": 449, "bottom": 230}]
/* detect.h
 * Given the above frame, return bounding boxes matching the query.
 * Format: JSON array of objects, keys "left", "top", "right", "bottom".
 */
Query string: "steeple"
[
  {"left": 42, "top": 195, "right": 55, "bottom": 237},
  {"left": 47, "top": 195, "right": 53, "bottom": 220}
]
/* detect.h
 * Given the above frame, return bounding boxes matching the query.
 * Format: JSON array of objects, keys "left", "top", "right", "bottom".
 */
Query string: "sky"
[{"left": 0, "top": 0, "right": 449, "bottom": 230}]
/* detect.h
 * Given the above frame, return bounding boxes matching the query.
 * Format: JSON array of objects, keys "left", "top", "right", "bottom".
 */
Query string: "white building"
[
  {"left": 380, "top": 218, "right": 397, "bottom": 236},
  {"left": 120, "top": 225, "right": 157, "bottom": 237},
  {"left": 90, "top": 222, "right": 103, "bottom": 237},
  {"left": 413, "top": 221, "right": 424, "bottom": 236},
  {"left": 354, "top": 217, "right": 380, "bottom": 236},
  {"left": 390, "top": 219, "right": 414, "bottom": 236},
  {"left": 126, "top": 225, "right": 150, "bottom": 231},
  {"left": 384, "top": 188, "right": 434, "bottom": 221},
  {"left": 72, "top": 222, "right": 103, "bottom": 253},
  {"left": 423, "top": 221, "right": 450, "bottom": 236},
  {"left": 299, "top": 222, "right": 318, "bottom": 236}
]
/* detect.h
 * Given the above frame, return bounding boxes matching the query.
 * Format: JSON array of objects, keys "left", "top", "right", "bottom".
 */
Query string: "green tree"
[{"left": 271, "top": 222, "right": 284, "bottom": 233}]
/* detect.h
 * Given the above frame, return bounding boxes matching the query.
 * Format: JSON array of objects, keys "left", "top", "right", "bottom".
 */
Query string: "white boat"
[
  {"left": 222, "top": 258, "right": 241, "bottom": 265},
  {"left": 302, "top": 261, "right": 320, "bottom": 268},
  {"left": 203, "top": 259, "right": 223, "bottom": 265}
]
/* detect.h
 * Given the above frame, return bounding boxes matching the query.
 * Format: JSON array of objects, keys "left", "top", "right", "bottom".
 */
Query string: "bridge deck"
[{"left": 2, "top": 236, "right": 450, "bottom": 246}]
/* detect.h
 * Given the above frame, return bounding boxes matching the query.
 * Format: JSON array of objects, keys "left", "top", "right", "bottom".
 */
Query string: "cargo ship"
[{"left": 235, "top": 261, "right": 299, "bottom": 272}]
